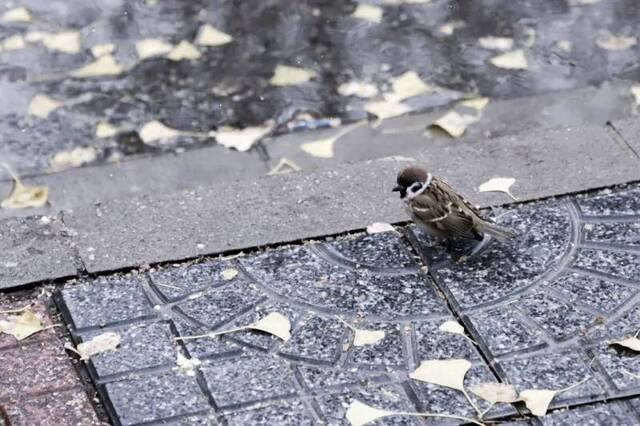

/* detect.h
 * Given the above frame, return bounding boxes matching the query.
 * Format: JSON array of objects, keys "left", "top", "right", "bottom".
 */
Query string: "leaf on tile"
[
  {"left": 556, "top": 40, "right": 572, "bottom": 52},
  {"left": 429, "top": 111, "right": 479, "bottom": 138},
  {"left": 70, "top": 55, "right": 123, "bottom": 78},
  {"left": 0, "top": 163, "right": 48, "bottom": 209},
  {"left": 346, "top": 400, "right": 393, "bottom": 426},
  {"left": 608, "top": 336, "right": 640, "bottom": 352},
  {"left": 195, "top": 24, "right": 232, "bottom": 46},
  {"left": 1, "top": 34, "right": 26, "bottom": 51},
  {"left": 469, "top": 382, "right": 519, "bottom": 404},
  {"left": 353, "top": 329, "right": 386, "bottom": 346},
  {"left": 28, "top": 94, "right": 62, "bottom": 118},
  {"left": 366, "top": 222, "right": 395, "bottom": 234},
  {"left": 176, "top": 352, "right": 201, "bottom": 376},
  {"left": 478, "top": 177, "right": 517, "bottom": 201},
  {"left": 0, "top": 309, "right": 44, "bottom": 340},
  {"left": 1, "top": 7, "right": 32, "bottom": 22},
  {"left": 267, "top": 158, "right": 302, "bottom": 175},
  {"left": 458, "top": 97, "right": 490, "bottom": 112},
  {"left": 166, "top": 40, "right": 201, "bottom": 61},
  {"left": 352, "top": 4, "right": 383, "bottom": 23},
  {"left": 221, "top": 268, "right": 239, "bottom": 280},
  {"left": 364, "top": 100, "right": 411, "bottom": 121},
  {"left": 248, "top": 312, "right": 292, "bottom": 341},
  {"left": 42, "top": 31, "right": 81, "bottom": 54},
  {"left": 631, "top": 85, "right": 640, "bottom": 106},
  {"left": 135, "top": 38, "right": 174, "bottom": 59},
  {"left": 72, "top": 332, "right": 121, "bottom": 360},
  {"left": 596, "top": 32, "right": 637, "bottom": 50},
  {"left": 338, "top": 81, "right": 379, "bottom": 98},
  {"left": 490, "top": 49, "right": 528, "bottom": 69},
  {"left": 90, "top": 43, "right": 115, "bottom": 58},
  {"left": 410, "top": 359, "right": 471, "bottom": 391},
  {"left": 438, "top": 320, "right": 476, "bottom": 344},
  {"left": 139, "top": 120, "right": 180, "bottom": 144},
  {"left": 478, "top": 36, "right": 514, "bottom": 51},
  {"left": 50, "top": 146, "right": 98, "bottom": 171},
  {"left": 270, "top": 65, "right": 317, "bottom": 86},
  {"left": 216, "top": 123, "right": 273, "bottom": 152},
  {"left": 519, "top": 377, "right": 590, "bottom": 416},
  {"left": 96, "top": 122, "right": 119, "bottom": 138},
  {"left": 384, "top": 71, "right": 432, "bottom": 103}
]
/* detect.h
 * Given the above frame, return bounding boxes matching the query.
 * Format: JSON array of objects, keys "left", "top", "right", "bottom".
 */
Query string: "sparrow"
[{"left": 393, "top": 166, "right": 516, "bottom": 255}]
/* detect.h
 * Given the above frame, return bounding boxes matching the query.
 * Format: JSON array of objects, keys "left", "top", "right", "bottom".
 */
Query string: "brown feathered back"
[{"left": 397, "top": 166, "right": 429, "bottom": 188}]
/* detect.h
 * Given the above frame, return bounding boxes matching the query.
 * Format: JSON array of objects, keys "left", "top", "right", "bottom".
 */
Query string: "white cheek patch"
[{"left": 406, "top": 173, "right": 433, "bottom": 200}]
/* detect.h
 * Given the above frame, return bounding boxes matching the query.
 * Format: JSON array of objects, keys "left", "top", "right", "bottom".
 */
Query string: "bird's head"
[{"left": 392, "top": 166, "right": 432, "bottom": 200}]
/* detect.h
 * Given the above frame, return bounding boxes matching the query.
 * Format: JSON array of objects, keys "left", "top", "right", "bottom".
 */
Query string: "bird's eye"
[{"left": 411, "top": 183, "right": 423, "bottom": 192}]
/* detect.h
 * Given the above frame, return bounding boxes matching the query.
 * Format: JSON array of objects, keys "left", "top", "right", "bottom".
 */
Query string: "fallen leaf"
[
  {"left": 166, "top": 40, "right": 201, "bottom": 61},
  {"left": 176, "top": 352, "right": 201, "bottom": 376},
  {"left": 490, "top": 49, "right": 528, "bottom": 69},
  {"left": 596, "top": 32, "right": 637, "bottom": 50},
  {"left": 384, "top": 71, "right": 432, "bottom": 102},
  {"left": 139, "top": 120, "right": 180, "bottom": 144},
  {"left": 438, "top": 21, "right": 464, "bottom": 36},
  {"left": 50, "top": 146, "right": 98, "bottom": 171},
  {"left": 410, "top": 359, "right": 471, "bottom": 391},
  {"left": 352, "top": 4, "right": 383, "bottom": 23},
  {"left": 28, "top": 94, "right": 62, "bottom": 118},
  {"left": 608, "top": 336, "right": 640, "bottom": 352},
  {"left": 300, "top": 122, "right": 363, "bottom": 158},
  {"left": 478, "top": 177, "right": 518, "bottom": 201},
  {"left": 0, "top": 310, "right": 44, "bottom": 340},
  {"left": 195, "top": 24, "right": 232, "bottom": 46},
  {"left": 366, "top": 222, "right": 395, "bottom": 234},
  {"left": 458, "top": 97, "right": 490, "bottom": 112},
  {"left": 346, "top": 400, "right": 393, "bottom": 426},
  {"left": 439, "top": 320, "right": 465, "bottom": 335},
  {"left": 270, "top": 65, "right": 317, "bottom": 86},
  {"left": 96, "top": 122, "right": 119, "bottom": 138},
  {"left": 42, "top": 31, "right": 81, "bottom": 54},
  {"left": 631, "top": 85, "right": 640, "bottom": 105},
  {"left": 519, "top": 389, "right": 556, "bottom": 416},
  {"left": 338, "top": 81, "right": 379, "bottom": 98},
  {"left": 74, "top": 332, "right": 121, "bottom": 360},
  {"left": 268, "top": 158, "right": 301, "bottom": 175},
  {"left": 221, "top": 268, "right": 239, "bottom": 280},
  {"left": 556, "top": 40, "right": 572, "bottom": 52},
  {"left": 1, "top": 34, "right": 25, "bottom": 51},
  {"left": 1, "top": 164, "right": 48, "bottom": 209},
  {"left": 353, "top": 329, "right": 386, "bottom": 346},
  {"left": 70, "top": 55, "right": 123, "bottom": 78},
  {"left": 248, "top": 312, "right": 291, "bottom": 341},
  {"left": 135, "top": 38, "right": 173, "bottom": 59},
  {"left": 364, "top": 100, "right": 411, "bottom": 121},
  {"left": 1, "top": 7, "right": 31, "bottom": 22},
  {"left": 478, "top": 36, "right": 514, "bottom": 51},
  {"left": 469, "top": 382, "right": 519, "bottom": 404},
  {"left": 430, "top": 110, "right": 478, "bottom": 138},
  {"left": 216, "top": 123, "right": 273, "bottom": 152},
  {"left": 90, "top": 43, "right": 115, "bottom": 58}
]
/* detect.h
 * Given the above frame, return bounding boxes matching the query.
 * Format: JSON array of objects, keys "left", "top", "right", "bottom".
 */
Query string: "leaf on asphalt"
[
  {"left": 346, "top": 400, "right": 393, "bottom": 426},
  {"left": 195, "top": 24, "right": 232, "bottom": 46},
  {"left": 70, "top": 55, "right": 123, "bottom": 78},
  {"left": 1, "top": 164, "right": 48, "bottom": 209},
  {"left": 438, "top": 21, "right": 465, "bottom": 36},
  {"left": 478, "top": 36, "right": 514, "bottom": 51},
  {"left": 338, "top": 81, "right": 379, "bottom": 98},
  {"left": 384, "top": 71, "right": 432, "bottom": 103},
  {"left": 631, "top": 85, "right": 640, "bottom": 105},
  {"left": 596, "top": 32, "right": 637, "bottom": 50},
  {"left": 608, "top": 336, "right": 640, "bottom": 352},
  {"left": 90, "top": 43, "right": 115, "bottom": 58},
  {"left": 96, "top": 122, "right": 119, "bottom": 138},
  {"left": 300, "top": 122, "right": 362, "bottom": 158},
  {"left": 42, "top": 31, "right": 81, "bottom": 54},
  {"left": 248, "top": 312, "right": 292, "bottom": 341},
  {"left": 270, "top": 65, "right": 317, "bottom": 86},
  {"left": 73, "top": 332, "right": 121, "bottom": 360},
  {"left": 166, "top": 40, "right": 201, "bottom": 61},
  {"left": 139, "top": 120, "right": 180, "bottom": 144},
  {"left": 50, "top": 146, "right": 98, "bottom": 171},
  {"left": 352, "top": 4, "right": 383, "bottom": 23},
  {"left": 410, "top": 359, "right": 471, "bottom": 391},
  {"left": 490, "top": 49, "right": 528, "bottom": 69},
  {"left": 430, "top": 110, "right": 479, "bottom": 138},
  {"left": 1, "top": 34, "right": 25, "bottom": 51},
  {"left": 520, "top": 377, "right": 590, "bottom": 416},
  {"left": 0, "top": 310, "right": 44, "bottom": 340},
  {"left": 221, "top": 268, "right": 239, "bottom": 280},
  {"left": 353, "top": 329, "right": 386, "bottom": 346},
  {"left": 366, "top": 222, "right": 395, "bottom": 234},
  {"left": 469, "top": 382, "right": 519, "bottom": 404},
  {"left": 1, "top": 7, "right": 32, "bottom": 22},
  {"left": 216, "top": 123, "right": 273, "bottom": 152},
  {"left": 135, "top": 38, "right": 173, "bottom": 59},
  {"left": 28, "top": 94, "right": 62, "bottom": 118},
  {"left": 267, "top": 158, "right": 302, "bottom": 175},
  {"left": 364, "top": 100, "right": 411, "bottom": 121},
  {"left": 478, "top": 177, "right": 518, "bottom": 201}
]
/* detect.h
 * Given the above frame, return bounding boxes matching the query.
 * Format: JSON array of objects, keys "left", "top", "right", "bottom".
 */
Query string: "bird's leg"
[{"left": 458, "top": 234, "right": 492, "bottom": 263}]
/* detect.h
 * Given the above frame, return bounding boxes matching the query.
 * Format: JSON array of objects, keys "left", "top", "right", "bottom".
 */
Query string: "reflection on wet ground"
[{"left": 0, "top": 0, "right": 639, "bottom": 176}]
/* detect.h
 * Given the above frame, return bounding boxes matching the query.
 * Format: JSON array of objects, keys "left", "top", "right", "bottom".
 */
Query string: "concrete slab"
[{"left": 610, "top": 118, "right": 640, "bottom": 159}]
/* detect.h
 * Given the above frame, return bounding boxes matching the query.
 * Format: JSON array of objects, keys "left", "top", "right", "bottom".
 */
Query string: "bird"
[{"left": 393, "top": 166, "right": 516, "bottom": 258}]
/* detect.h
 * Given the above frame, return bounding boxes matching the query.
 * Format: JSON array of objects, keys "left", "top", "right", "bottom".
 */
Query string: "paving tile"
[
  {"left": 539, "top": 399, "right": 639, "bottom": 425},
  {"left": 408, "top": 185, "right": 640, "bottom": 413},
  {"left": 3, "top": 388, "right": 100, "bottom": 426},
  {"left": 220, "top": 399, "right": 315, "bottom": 425}
]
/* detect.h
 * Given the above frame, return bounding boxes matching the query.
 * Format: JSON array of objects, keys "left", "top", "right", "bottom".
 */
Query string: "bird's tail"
[{"left": 481, "top": 222, "right": 518, "bottom": 242}]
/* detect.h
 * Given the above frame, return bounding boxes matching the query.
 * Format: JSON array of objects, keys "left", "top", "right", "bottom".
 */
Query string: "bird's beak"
[{"left": 392, "top": 185, "right": 402, "bottom": 192}]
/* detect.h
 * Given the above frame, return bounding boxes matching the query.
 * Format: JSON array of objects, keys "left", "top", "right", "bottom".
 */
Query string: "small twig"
[
  {"left": 479, "top": 402, "right": 495, "bottom": 419},
  {"left": 461, "top": 388, "right": 483, "bottom": 418},
  {"left": 392, "top": 410, "right": 485, "bottom": 426},
  {"left": 175, "top": 325, "right": 249, "bottom": 341},
  {"left": 623, "top": 369, "right": 640, "bottom": 380},
  {"left": 336, "top": 316, "right": 356, "bottom": 331},
  {"left": 0, "top": 305, "right": 31, "bottom": 314},
  {"left": 556, "top": 376, "right": 591, "bottom": 394}
]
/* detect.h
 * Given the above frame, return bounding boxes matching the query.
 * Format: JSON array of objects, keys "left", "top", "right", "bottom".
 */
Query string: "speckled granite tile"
[
  {"left": 149, "top": 260, "right": 238, "bottom": 301},
  {"left": 221, "top": 399, "right": 315, "bottom": 425},
  {"left": 577, "top": 188, "right": 640, "bottom": 216},
  {"left": 583, "top": 222, "right": 640, "bottom": 247},
  {"left": 573, "top": 249, "right": 640, "bottom": 281},
  {"left": 540, "top": 400, "right": 638, "bottom": 425}
]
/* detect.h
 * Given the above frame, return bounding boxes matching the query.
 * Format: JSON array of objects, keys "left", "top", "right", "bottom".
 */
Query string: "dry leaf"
[
  {"left": 176, "top": 352, "right": 201, "bottom": 376},
  {"left": 384, "top": 71, "right": 432, "bottom": 103},
  {"left": 519, "top": 389, "right": 556, "bottom": 416},
  {"left": 28, "top": 94, "right": 62, "bottom": 118},
  {"left": 1, "top": 7, "right": 31, "bottom": 22},
  {"left": 459, "top": 97, "right": 490, "bottom": 112},
  {"left": 346, "top": 400, "right": 392, "bottom": 426},
  {"left": 50, "top": 146, "right": 98, "bottom": 171},
  {"left": 478, "top": 177, "right": 518, "bottom": 201},
  {"left": 352, "top": 4, "right": 383, "bottom": 23},
  {"left": 90, "top": 43, "right": 115, "bottom": 58},
  {"left": 469, "top": 382, "right": 519, "bottom": 404},
  {"left": 438, "top": 320, "right": 465, "bottom": 335},
  {"left": 195, "top": 24, "right": 232, "bottom": 46},
  {"left": 221, "top": 268, "right": 239, "bottom": 280},
  {"left": 270, "top": 65, "right": 317, "bottom": 86},
  {"left": 1, "top": 34, "right": 25, "bottom": 51},
  {"left": 338, "top": 81, "right": 379, "bottom": 98},
  {"left": 135, "top": 38, "right": 173, "bottom": 59},
  {"left": 96, "top": 122, "right": 119, "bottom": 138},
  {"left": 366, "top": 222, "right": 395, "bottom": 234},
  {"left": 248, "top": 312, "right": 291, "bottom": 341},
  {"left": 268, "top": 158, "right": 301, "bottom": 175},
  {"left": 364, "top": 100, "right": 410, "bottom": 121},
  {"left": 216, "top": 123, "right": 273, "bottom": 152},
  {"left": 167, "top": 40, "right": 201, "bottom": 61},
  {"left": 139, "top": 120, "right": 180, "bottom": 144},
  {"left": 75, "top": 332, "right": 121, "bottom": 360},
  {"left": 438, "top": 21, "right": 464, "bottom": 36},
  {"left": 353, "top": 329, "right": 385, "bottom": 346},
  {"left": 631, "top": 85, "right": 640, "bottom": 105},
  {"left": 556, "top": 40, "right": 572, "bottom": 52},
  {"left": 430, "top": 111, "right": 478, "bottom": 138},
  {"left": 490, "top": 49, "right": 528, "bottom": 70},
  {"left": 608, "top": 337, "right": 640, "bottom": 352},
  {"left": 70, "top": 55, "right": 123, "bottom": 78},
  {"left": 42, "top": 31, "right": 81, "bottom": 54},
  {"left": 0, "top": 310, "right": 44, "bottom": 340},
  {"left": 410, "top": 359, "right": 471, "bottom": 391},
  {"left": 596, "top": 32, "right": 637, "bottom": 50},
  {"left": 1, "top": 164, "right": 48, "bottom": 209},
  {"left": 478, "top": 36, "right": 514, "bottom": 51},
  {"left": 300, "top": 122, "right": 363, "bottom": 158}
]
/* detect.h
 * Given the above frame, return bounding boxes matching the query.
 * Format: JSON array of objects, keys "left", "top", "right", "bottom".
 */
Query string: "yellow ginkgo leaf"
[
  {"left": 469, "top": 382, "right": 519, "bottom": 404},
  {"left": 1, "top": 164, "right": 48, "bottom": 209},
  {"left": 248, "top": 312, "right": 291, "bottom": 341},
  {"left": 221, "top": 268, "right": 239, "bottom": 280},
  {"left": 71, "top": 332, "right": 121, "bottom": 360},
  {"left": 0, "top": 310, "right": 44, "bottom": 340},
  {"left": 410, "top": 358, "right": 471, "bottom": 391},
  {"left": 478, "top": 177, "right": 518, "bottom": 201},
  {"left": 346, "top": 400, "right": 392, "bottom": 426}
]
